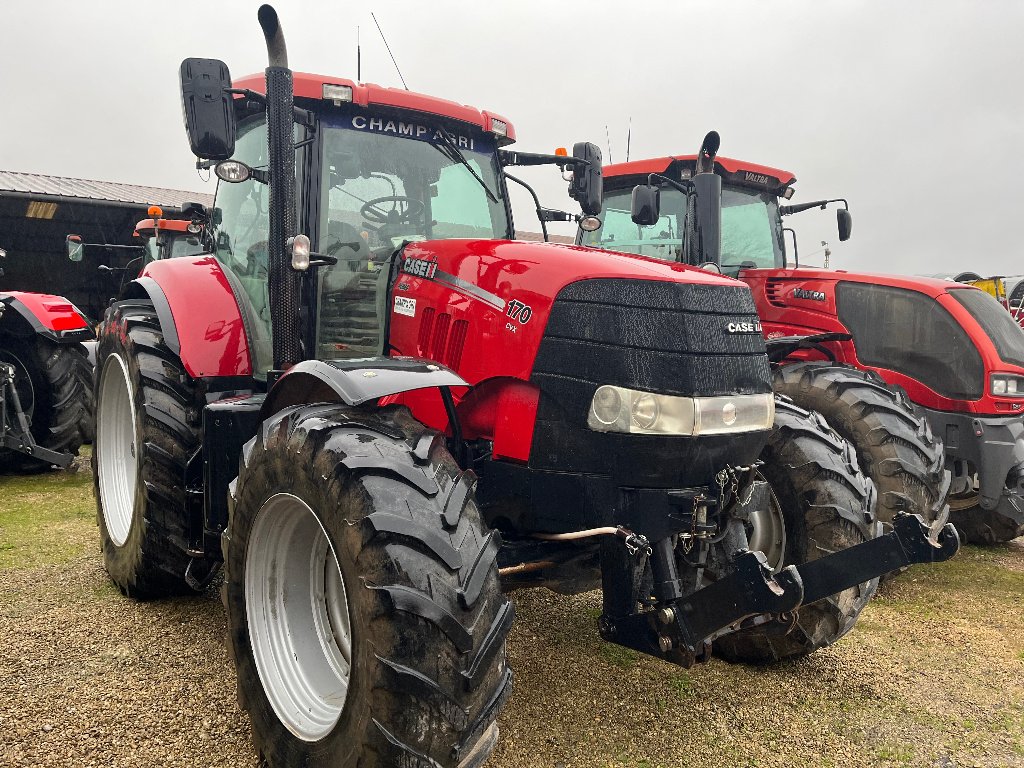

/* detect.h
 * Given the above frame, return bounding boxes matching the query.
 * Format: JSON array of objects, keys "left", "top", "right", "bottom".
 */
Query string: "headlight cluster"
[
  {"left": 991, "top": 373, "right": 1024, "bottom": 397},
  {"left": 587, "top": 385, "right": 775, "bottom": 436}
]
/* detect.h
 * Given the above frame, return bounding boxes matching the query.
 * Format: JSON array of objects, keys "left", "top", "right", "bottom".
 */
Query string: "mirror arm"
[
  {"left": 780, "top": 198, "right": 849, "bottom": 216},
  {"left": 504, "top": 172, "right": 548, "bottom": 241},
  {"left": 225, "top": 88, "right": 314, "bottom": 127},
  {"left": 647, "top": 173, "right": 693, "bottom": 197},
  {"left": 499, "top": 149, "right": 589, "bottom": 169}
]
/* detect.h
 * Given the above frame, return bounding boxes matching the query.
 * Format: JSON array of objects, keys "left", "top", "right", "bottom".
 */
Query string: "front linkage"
[
  {"left": 0, "top": 359, "right": 73, "bottom": 468},
  {"left": 601, "top": 511, "right": 959, "bottom": 666}
]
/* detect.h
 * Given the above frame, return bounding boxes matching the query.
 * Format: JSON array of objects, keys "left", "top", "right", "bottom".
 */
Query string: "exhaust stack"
[
  {"left": 258, "top": 4, "right": 302, "bottom": 370},
  {"left": 688, "top": 131, "right": 722, "bottom": 267}
]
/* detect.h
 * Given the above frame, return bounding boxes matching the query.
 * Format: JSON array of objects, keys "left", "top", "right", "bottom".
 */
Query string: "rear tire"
[
  {"left": 225, "top": 403, "right": 512, "bottom": 767},
  {"left": 93, "top": 301, "right": 208, "bottom": 598},
  {"left": 0, "top": 333, "right": 91, "bottom": 471},
  {"left": 774, "top": 362, "right": 949, "bottom": 532},
  {"left": 714, "top": 398, "right": 880, "bottom": 663}
]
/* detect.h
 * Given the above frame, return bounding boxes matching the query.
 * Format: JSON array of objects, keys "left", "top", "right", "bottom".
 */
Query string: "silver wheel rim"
[
  {"left": 96, "top": 354, "right": 138, "bottom": 547},
  {"left": 748, "top": 483, "right": 787, "bottom": 572},
  {"left": 245, "top": 493, "right": 352, "bottom": 742}
]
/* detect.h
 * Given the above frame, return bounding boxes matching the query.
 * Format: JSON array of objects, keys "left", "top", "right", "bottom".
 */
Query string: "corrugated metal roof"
[{"left": 0, "top": 170, "right": 213, "bottom": 210}]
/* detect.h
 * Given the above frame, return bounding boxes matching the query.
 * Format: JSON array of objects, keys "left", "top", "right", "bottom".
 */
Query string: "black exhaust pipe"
[
  {"left": 258, "top": 4, "right": 302, "bottom": 370},
  {"left": 687, "top": 130, "right": 722, "bottom": 266}
]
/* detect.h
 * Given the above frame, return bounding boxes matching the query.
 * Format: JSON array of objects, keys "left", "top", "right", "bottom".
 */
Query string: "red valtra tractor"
[
  {"left": 92, "top": 7, "right": 956, "bottom": 766},
  {"left": 590, "top": 135, "right": 1023, "bottom": 544},
  {"left": 0, "top": 252, "right": 93, "bottom": 470}
]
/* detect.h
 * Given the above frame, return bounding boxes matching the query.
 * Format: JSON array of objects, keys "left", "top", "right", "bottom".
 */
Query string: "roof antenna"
[
  {"left": 371, "top": 12, "right": 408, "bottom": 90},
  {"left": 605, "top": 125, "right": 614, "bottom": 165},
  {"left": 625, "top": 117, "right": 632, "bottom": 162},
  {"left": 357, "top": 26, "right": 361, "bottom": 81}
]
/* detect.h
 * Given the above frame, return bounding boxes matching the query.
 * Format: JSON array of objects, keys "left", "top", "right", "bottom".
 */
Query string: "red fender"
[
  {"left": 133, "top": 256, "right": 252, "bottom": 379},
  {"left": 0, "top": 291, "right": 92, "bottom": 340}
]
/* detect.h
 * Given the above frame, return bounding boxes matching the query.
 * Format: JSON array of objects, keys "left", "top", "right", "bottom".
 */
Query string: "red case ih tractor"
[
  {"left": 91, "top": 7, "right": 956, "bottom": 766},
  {"left": 0, "top": 285, "right": 93, "bottom": 470},
  {"left": 589, "top": 137, "right": 1023, "bottom": 545}
]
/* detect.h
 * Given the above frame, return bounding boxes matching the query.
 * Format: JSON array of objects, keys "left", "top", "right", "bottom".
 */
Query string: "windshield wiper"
[{"left": 432, "top": 127, "right": 499, "bottom": 204}]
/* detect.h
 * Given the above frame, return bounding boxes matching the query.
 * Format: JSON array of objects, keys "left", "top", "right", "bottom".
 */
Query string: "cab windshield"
[
  {"left": 315, "top": 114, "right": 510, "bottom": 358},
  {"left": 582, "top": 184, "right": 785, "bottom": 271}
]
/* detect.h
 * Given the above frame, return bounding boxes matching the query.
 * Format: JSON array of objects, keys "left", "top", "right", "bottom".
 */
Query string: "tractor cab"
[
  {"left": 133, "top": 203, "right": 209, "bottom": 264},
  {"left": 581, "top": 154, "right": 813, "bottom": 273},
  {"left": 199, "top": 71, "right": 600, "bottom": 371}
]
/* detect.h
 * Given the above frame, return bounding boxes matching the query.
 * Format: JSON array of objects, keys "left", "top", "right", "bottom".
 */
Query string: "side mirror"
[
  {"left": 631, "top": 185, "right": 661, "bottom": 226},
  {"left": 66, "top": 234, "right": 84, "bottom": 262},
  {"left": 837, "top": 208, "right": 853, "bottom": 241},
  {"left": 179, "top": 58, "right": 236, "bottom": 161},
  {"left": 570, "top": 142, "right": 603, "bottom": 216}
]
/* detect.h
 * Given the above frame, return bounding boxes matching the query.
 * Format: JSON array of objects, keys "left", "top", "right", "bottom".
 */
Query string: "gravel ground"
[{"left": 1, "top": 466, "right": 1022, "bottom": 768}]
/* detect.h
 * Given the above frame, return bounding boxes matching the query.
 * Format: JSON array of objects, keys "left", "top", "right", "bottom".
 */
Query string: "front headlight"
[
  {"left": 991, "top": 373, "right": 1024, "bottom": 397},
  {"left": 587, "top": 385, "right": 775, "bottom": 436}
]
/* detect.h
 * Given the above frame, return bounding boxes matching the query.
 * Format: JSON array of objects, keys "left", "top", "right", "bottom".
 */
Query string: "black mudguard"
[{"left": 260, "top": 356, "right": 468, "bottom": 420}]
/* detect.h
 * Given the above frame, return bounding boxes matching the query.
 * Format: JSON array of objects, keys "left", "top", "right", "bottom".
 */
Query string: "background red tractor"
[
  {"left": 587, "top": 139, "right": 1023, "bottom": 544},
  {"left": 90, "top": 7, "right": 956, "bottom": 767},
  {"left": 0, "top": 278, "right": 93, "bottom": 470}
]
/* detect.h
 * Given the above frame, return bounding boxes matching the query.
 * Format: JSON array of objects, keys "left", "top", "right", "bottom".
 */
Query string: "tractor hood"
[{"left": 388, "top": 238, "right": 769, "bottom": 388}]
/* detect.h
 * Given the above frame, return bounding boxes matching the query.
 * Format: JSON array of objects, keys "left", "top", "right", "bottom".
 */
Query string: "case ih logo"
[
  {"left": 725, "top": 321, "right": 762, "bottom": 334},
  {"left": 792, "top": 287, "right": 827, "bottom": 302},
  {"left": 402, "top": 257, "right": 437, "bottom": 279}
]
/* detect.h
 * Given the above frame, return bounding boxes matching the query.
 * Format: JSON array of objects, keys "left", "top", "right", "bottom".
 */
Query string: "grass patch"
[
  {"left": 598, "top": 642, "right": 639, "bottom": 669},
  {"left": 876, "top": 742, "right": 914, "bottom": 762},
  {"left": 670, "top": 672, "right": 692, "bottom": 698},
  {"left": 0, "top": 459, "right": 94, "bottom": 570}
]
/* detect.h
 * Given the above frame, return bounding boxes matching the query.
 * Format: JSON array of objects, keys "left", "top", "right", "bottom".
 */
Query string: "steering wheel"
[{"left": 359, "top": 196, "right": 425, "bottom": 226}]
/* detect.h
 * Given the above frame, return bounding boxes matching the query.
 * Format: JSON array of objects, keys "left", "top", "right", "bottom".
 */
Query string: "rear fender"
[
  {"left": 123, "top": 256, "right": 251, "bottom": 379},
  {"left": 0, "top": 291, "right": 92, "bottom": 343},
  {"left": 260, "top": 357, "right": 468, "bottom": 421}
]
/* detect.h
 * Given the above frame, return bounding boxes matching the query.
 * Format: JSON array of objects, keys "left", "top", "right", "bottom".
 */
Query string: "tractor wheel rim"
[
  {"left": 948, "top": 488, "right": 980, "bottom": 512},
  {"left": 96, "top": 354, "right": 138, "bottom": 547},
  {"left": 0, "top": 349, "right": 36, "bottom": 422},
  {"left": 245, "top": 493, "right": 352, "bottom": 742},
  {"left": 747, "top": 483, "right": 787, "bottom": 573}
]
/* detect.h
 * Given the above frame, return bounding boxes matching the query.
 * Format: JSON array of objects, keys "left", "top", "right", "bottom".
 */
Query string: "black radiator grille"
[{"left": 533, "top": 278, "right": 771, "bottom": 409}]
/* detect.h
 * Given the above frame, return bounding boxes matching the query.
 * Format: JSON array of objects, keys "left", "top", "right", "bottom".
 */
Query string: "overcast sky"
[{"left": 2, "top": 1, "right": 1021, "bottom": 274}]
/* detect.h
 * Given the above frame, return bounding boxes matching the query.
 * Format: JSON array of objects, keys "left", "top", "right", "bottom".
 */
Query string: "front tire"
[
  {"left": 948, "top": 491, "right": 1024, "bottom": 544},
  {"left": 714, "top": 398, "right": 880, "bottom": 663},
  {"left": 225, "top": 403, "right": 513, "bottom": 767},
  {"left": 774, "top": 361, "right": 949, "bottom": 532},
  {"left": 93, "top": 301, "right": 207, "bottom": 598}
]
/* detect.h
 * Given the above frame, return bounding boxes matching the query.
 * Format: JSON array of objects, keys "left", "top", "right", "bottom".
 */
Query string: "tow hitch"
[{"left": 600, "top": 513, "right": 960, "bottom": 666}]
